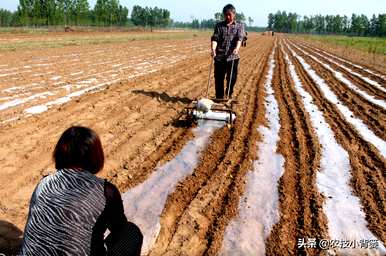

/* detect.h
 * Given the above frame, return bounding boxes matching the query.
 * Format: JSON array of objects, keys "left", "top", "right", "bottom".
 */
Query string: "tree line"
[
  {"left": 268, "top": 11, "right": 386, "bottom": 36},
  {"left": 0, "top": 1, "right": 172, "bottom": 27},
  {"left": 130, "top": 5, "right": 170, "bottom": 28},
  {"left": 12, "top": 0, "right": 129, "bottom": 26},
  {"left": 0, "top": 3, "right": 254, "bottom": 30},
  {"left": 172, "top": 12, "right": 264, "bottom": 32},
  {"left": 0, "top": 3, "right": 265, "bottom": 31},
  {"left": 0, "top": 0, "right": 129, "bottom": 26}
]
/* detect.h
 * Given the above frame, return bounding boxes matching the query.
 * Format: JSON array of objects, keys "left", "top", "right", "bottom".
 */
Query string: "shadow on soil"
[
  {"left": 131, "top": 89, "right": 192, "bottom": 105},
  {"left": 132, "top": 89, "right": 195, "bottom": 128},
  {"left": 0, "top": 220, "right": 23, "bottom": 255}
]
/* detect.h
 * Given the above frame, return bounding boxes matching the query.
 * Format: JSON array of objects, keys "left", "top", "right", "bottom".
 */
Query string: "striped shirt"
[
  {"left": 20, "top": 168, "right": 128, "bottom": 256},
  {"left": 211, "top": 20, "right": 245, "bottom": 61}
]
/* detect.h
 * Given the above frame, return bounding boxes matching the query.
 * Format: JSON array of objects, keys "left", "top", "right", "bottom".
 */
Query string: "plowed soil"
[{"left": 0, "top": 32, "right": 385, "bottom": 255}]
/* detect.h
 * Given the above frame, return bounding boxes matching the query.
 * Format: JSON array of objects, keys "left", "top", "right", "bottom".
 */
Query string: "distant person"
[
  {"left": 242, "top": 31, "right": 248, "bottom": 47},
  {"left": 20, "top": 126, "right": 143, "bottom": 256},
  {"left": 211, "top": 4, "right": 245, "bottom": 99},
  {"left": 272, "top": 31, "right": 275, "bottom": 36}
]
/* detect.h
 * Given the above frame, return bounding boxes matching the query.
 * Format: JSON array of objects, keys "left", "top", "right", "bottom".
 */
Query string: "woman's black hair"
[
  {"left": 223, "top": 4, "right": 236, "bottom": 14},
  {"left": 53, "top": 126, "right": 104, "bottom": 174}
]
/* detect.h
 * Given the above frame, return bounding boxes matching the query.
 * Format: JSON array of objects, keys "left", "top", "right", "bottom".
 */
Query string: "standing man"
[{"left": 211, "top": 4, "right": 245, "bottom": 100}]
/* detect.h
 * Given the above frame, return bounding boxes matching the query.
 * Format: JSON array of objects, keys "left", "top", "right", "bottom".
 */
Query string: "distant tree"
[
  {"left": 288, "top": 12, "right": 298, "bottom": 32},
  {"left": 171, "top": 20, "right": 191, "bottom": 28},
  {"left": 148, "top": 7, "right": 158, "bottom": 28},
  {"left": 272, "top": 11, "right": 288, "bottom": 32},
  {"left": 267, "top": 13, "right": 274, "bottom": 30},
  {"left": 31, "top": 0, "right": 42, "bottom": 25},
  {"left": 214, "top": 12, "right": 222, "bottom": 21},
  {"left": 160, "top": 9, "right": 170, "bottom": 26},
  {"left": 0, "top": 9, "right": 14, "bottom": 26},
  {"left": 325, "top": 15, "right": 334, "bottom": 33},
  {"left": 191, "top": 18, "right": 199, "bottom": 29},
  {"left": 200, "top": 18, "right": 216, "bottom": 29},
  {"left": 377, "top": 14, "right": 386, "bottom": 36},
  {"left": 332, "top": 15, "right": 343, "bottom": 34},
  {"left": 369, "top": 14, "right": 378, "bottom": 36},
  {"left": 131, "top": 5, "right": 143, "bottom": 26},
  {"left": 118, "top": 5, "right": 128, "bottom": 26},
  {"left": 341, "top": 15, "right": 349, "bottom": 33},
  {"left": 350, "top": 13, "right": 370, "bottom": 36},
  {"left": 17, "top": 0, "right": 32, "bottom": 25},
  {"left": 236, "top": 12, "right": 246, "bottom": 23},
  {"left": 303, "top": 15, "right": 313, "bottom": 33},
  {"left": 130, "top": 5, "right": 170, "bottom": 28},
  {"left": 94, "top": 0, "right": 108, "bottom": 25},
  {"left": 297, "top": 19, "right": 305, "bottom": 33},
  {"left": 74, "top": 0, "right": 90, "bottom": 25},
  {"left": 281, "top": 11, "right": 288, "bottom": 32},
  {"left": 361, "top": 14, "right": 370, "bottom": 35},
  {"left": 45, "top": 0, "right": 57, "bottom": 25},
  {"left": 350, "top": 14, "right": 360, "bottom": 35},
  {"left": 314, "top": 15, "right": 325, "bottom": 33},
  {"left": 107, "top": 0, "right": 120, "bottom": 25},
  {"left": 248, "top": 16, "right": 253, "bottom": 27}
]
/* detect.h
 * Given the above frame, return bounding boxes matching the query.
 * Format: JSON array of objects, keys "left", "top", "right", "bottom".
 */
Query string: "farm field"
[
  {"left": 0, "top": 32, "right": 385, "bottom": 255},
  {"left": 0, "top": 30, "right": 210, "bottom": 51},
  {"left": 294, "top": 34, "right": 386, "bottom": 74},
  {"left": 296, "top": 35, "right": 386, "bottom": 55}
]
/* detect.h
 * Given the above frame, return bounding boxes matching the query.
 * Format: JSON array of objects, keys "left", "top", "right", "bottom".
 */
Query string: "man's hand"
[
  {"left": 211, "top": 49, "right": 216, "bottom": 58},
  {"left": 211, "top": 41, "right": 217, "bottom": 58},
  {"left": 233, "top": 40, "right": 242, "bottom": 55}
]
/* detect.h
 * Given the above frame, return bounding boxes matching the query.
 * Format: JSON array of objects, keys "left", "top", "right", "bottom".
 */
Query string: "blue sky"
[{"left": 1, "top": 0, "right": 385, "bottom": 26}]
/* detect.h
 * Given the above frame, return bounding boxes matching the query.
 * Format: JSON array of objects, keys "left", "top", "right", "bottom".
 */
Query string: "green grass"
[
  {"left": 296, "top": 35, "right": 386, "bottom": 55},
  {"left": 0, "top": 26, "right": 51, "bottom": 34},
  {"left": 0, "top": 30, "right": 211, "bottom": 51}
]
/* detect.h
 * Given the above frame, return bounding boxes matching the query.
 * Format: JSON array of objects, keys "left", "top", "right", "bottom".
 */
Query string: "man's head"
[{"left": 223, "top": 4, "right": 236, "bottom": 23}]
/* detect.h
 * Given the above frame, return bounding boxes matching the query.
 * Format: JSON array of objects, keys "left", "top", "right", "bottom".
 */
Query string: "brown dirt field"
[
  {"left": 0, "top": 37, "right": 207, "bottom": 123},
  {"left": 0, "top": 32, "right": 385, "bottom": 255},
  {"left": 265, "top": 43, "right": 327, "bottom": 256},
  {"left": 295, "top": 42, "right": 386, "bottom": 93},
  {"left": 150, "top": 37, "right": 272, "bottom": 256},
  {"left": 287, "top": 41, "right": 386, "bottom": 140},
  {"left": 0, "top": 30, "right": 208, "bottom": 51},
  {"left": 282, "top": 39, "right": 385, "bottom": 246},
  {"left": 292, "top": 36, "right": 386, "bottom": 75}
]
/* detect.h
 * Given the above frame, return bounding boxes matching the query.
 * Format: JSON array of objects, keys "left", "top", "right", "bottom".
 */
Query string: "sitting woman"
[{"left": 20, "top": 126, "right": 143, "bottom": 255}]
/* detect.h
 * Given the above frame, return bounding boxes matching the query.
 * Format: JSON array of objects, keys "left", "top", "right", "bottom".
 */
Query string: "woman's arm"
[
  {"left": 104, "top": 181, "right": 143, "bottom": 256},
  {"left": 104, "top": 182, "right": 127, "bottom": 233}
]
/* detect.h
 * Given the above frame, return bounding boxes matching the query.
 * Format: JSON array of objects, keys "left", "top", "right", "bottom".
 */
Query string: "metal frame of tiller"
[{"left": 183, "top": 57, "right": 238, "bottom": 126}]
